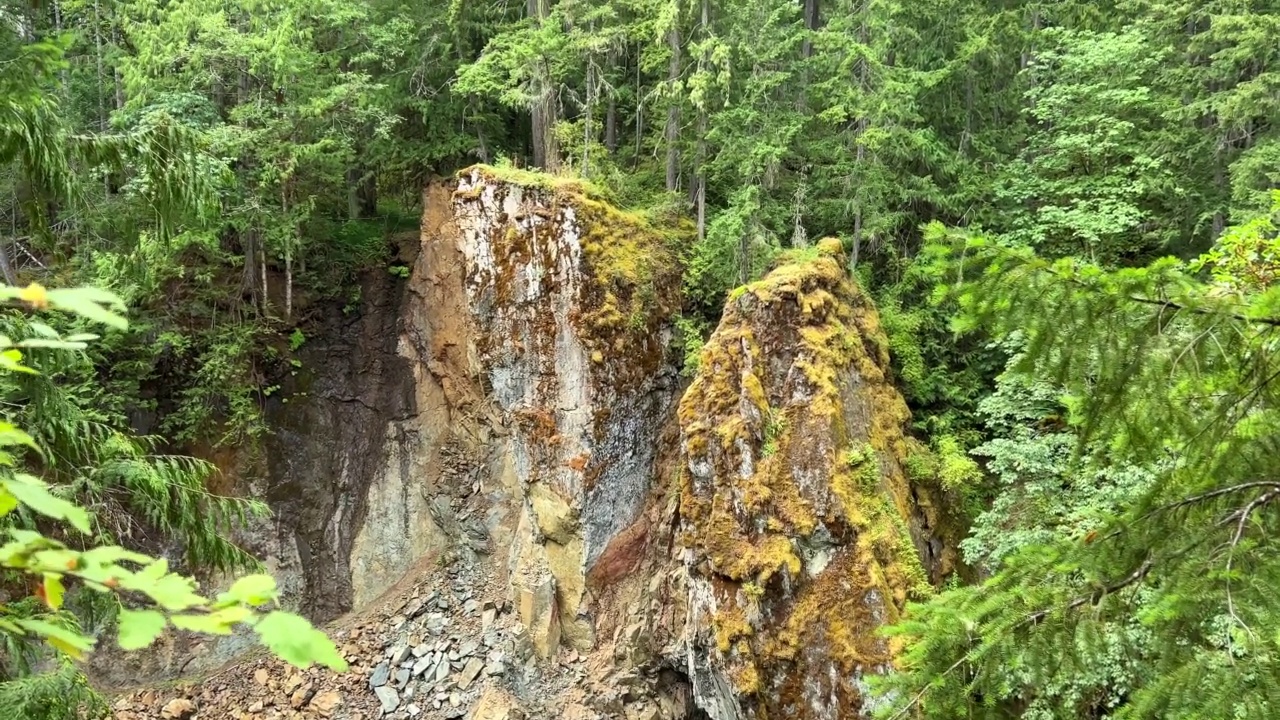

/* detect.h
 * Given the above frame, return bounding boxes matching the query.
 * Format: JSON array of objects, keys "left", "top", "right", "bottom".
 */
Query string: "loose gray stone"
[
  {"left": 405, "top": 704, "right": 422, "bottom": 718},
  {"left": 412, "top": 643, "right": 431, "bottom": 658},
  {"left": 434, "top": 658, "right": 450, "bottom": 682},
  {"left": 374, "top": 686, "right": 400, "bottom": 714},
  {"left": 484, "top": 661, "right": 505, "bottom": 676},
  {"left": 458, "top": 641, "right": 480, "bottom": 657},
  {"left": 412, "top": 656, "right": 433, "bottom": 677},
  {"left": 457, "top": 657, "right": 484, "bottom": 690},
  {"left": 395, "top": 668, "right": 411, "bottom": 688},
  {"left": 391, "top": 645, "right": 411, "bottom": 665},
  {"left": 369, "top": 662, "right": 390, "bottom": 689}
]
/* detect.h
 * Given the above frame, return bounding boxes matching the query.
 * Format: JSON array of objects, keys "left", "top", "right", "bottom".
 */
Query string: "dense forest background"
[{"left": 2, "top": 0, "right": 1280, "bottom": 717}]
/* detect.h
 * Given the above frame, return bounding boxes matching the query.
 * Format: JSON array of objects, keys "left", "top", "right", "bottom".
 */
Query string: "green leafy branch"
[{"left": 0, "top": 283, "right": 345, "bottom": 672}]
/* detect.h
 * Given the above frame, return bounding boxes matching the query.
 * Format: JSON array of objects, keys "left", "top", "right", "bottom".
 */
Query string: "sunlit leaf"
[
  {"left": 117, "top": 609, "right": 167, "bottom": 650},
  {"left": 42, "top": 573, "right": 65, "bottom": 609},
  {"left": 255, "top": 611, "right": 347, "bottom": 671},
  {"left": 16, "top": 618, "right": 94, "bottom": 659},
  {"left": 2, "top": 474, "right": 91, "bottom": 533}
]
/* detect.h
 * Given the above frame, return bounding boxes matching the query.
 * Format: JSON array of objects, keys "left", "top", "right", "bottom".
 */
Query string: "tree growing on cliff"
[{"left": 877, "top": 199, "right": 1280, "bottom": 718}]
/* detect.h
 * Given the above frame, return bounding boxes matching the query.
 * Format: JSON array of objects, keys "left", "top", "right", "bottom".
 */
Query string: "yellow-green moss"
[
  {"left": 677, "top": 237, "right": 943, "bottom": 714},
  {"left": 714, "top": 605, "right": 754, "bottom": 653},
  {"left": 462, "top": 163, "right": 610, "bottom": 200}
]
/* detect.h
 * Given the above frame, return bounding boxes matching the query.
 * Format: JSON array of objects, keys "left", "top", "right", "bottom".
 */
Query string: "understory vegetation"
[{"left": 2, "top": 0, "right": 1279, "bottom": 717}]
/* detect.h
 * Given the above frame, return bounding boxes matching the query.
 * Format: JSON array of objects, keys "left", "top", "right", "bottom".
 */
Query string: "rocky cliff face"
[
  {"left": 107, "top": 170, "right": 956, "bottom": 720},
  {"left": 674, "top": 239, "right": 956, "bottom": 719}
]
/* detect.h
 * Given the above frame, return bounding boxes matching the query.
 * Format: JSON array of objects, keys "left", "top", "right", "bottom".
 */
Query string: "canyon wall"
[{"left": 106, "top": 169, "right": 959, "bottom": 720}]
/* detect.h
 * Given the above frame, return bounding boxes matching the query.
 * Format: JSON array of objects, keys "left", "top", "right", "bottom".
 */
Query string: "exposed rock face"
[
  {"left": 450, "top": 168, "right": 682, "bottom": 651},
  {"left": 674, "top": 238, "right": 955, "bottom": 719},
  {"left": 106, "top": 172, "right": 957, "bottom": 720}
]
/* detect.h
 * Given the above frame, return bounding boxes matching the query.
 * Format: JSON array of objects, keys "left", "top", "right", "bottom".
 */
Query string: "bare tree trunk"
[
  {"left": 962, "top": 70, "right": 974, "bottom": 155},
  {"left": 802, "top": 0, "right": 819, "bottom": 58},
  {"left": 242, "top": 229, "right": 259, "bottom": 308},
  {"left": 359, "top": 171, "right": 377, "bottom": 218},
  {"left": 346, "top": 167, "right": 361, "bottom": 221},
  {"left": 93, "top": 0, "right": 112, "bottom": 195},
  {"left": 282, "top": 189, "right": 293, "bottom": 320},
  {"left": 665, "top": 24, "right": 681, "bottom": 192},
  {"left": 528, "top": 0, "right": 559, "bottom": 171},
  {"left": 583, "top": 56, "right": 595, "bottom": 176},
  {"left": 634, "top": 50, "right": 644, "bottom": 161},
  {"left": 692, "top": 0, "right": 710, "bottom": 232},
  {"left": 285, "top": 245, "right": 293, "bottom": 320},
  {"left": 0, "top": 242, "right": 19, "bottom": 286},
  {"left": 605, "top": 96, "right": 618, "bottom": 154},
  {"left": 851, "top": 3, "right": 869, "bottom": 274},
  {"left": 260, "top": 242, "right": 269, "bottom": 317},
  {"left": 1212, "top": 144, "right": 1226, "bottom": 239},
  {"left": 796, "top": 0, "right": 819, "bottom": 111},
  {"left": 113, "top": 26, "right": 126, "bottom": 112}
]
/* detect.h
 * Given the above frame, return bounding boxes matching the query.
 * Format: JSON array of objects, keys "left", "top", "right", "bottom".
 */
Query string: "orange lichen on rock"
[{"left": 678, "top": 237, "right": 946, "bottom": 718}]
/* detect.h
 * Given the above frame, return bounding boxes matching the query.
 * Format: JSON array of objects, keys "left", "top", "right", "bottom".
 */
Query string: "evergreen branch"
[
  {"left": 1124, "top": 294, "right": 1280, "bottom": 329},
  {"left": 1141, "top": 481, "right": 1280, "bottom": 520},
  {"left": 1025, "top": 559, "right": 1155, "bottom": 626},
  {"left": 1223, "top": 487, "right": 1280, "bottom": 642}
]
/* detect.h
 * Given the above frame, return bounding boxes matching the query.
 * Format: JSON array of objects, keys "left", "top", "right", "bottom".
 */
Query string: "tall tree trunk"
[
  {"left": 359, "top": 172, "right": 377, "bottom": 218},
  {"left": 802, "top": 0, "right": 819, "bottom": 56},
  {"left": 283, "top": 189, "right": 293, "bottom": 320},
  {"left": 692, "top": 0, "right": 710, "bottom": 236},
  {"left": 528, "top": 0, "right": 559, "bottom": 171},
  {"left": 634, "top": 49, "right": 644, "bottom": 161},
  {"left": 0, "top": 242, "right": 19, "bottom": 286},
  {"left": 259, "top": 241, "right": 269, "bottom": 317},
  {"left": 93, "top": 0, "right": 111, "bottom": 194},
  {"left": 584, "top": 57, "right": 595, "bottom": 176},
  {"left": 346, "top": 167, "right": 361, "bottom": 221},
  {"left": 797, "top": 0, "right": 819, "bottom": 111},
  {"left": 665, "top": 23, "right": 681, "bottom": 192},
  {"left": 112, "top": 27, "right": 126, "bottom": 111},
  {"left": 242, "top": 229, "right": 259, "bottom": 308},
  {"left": 851, "top": 2, "right": 870, "bottom": 273},
  {"left": 605, "top": 81, "right": 618, "bottom": 154}
]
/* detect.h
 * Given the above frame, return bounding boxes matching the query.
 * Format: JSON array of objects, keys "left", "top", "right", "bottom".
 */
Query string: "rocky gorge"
[{"left": 105, "top": 167, "right": 961, "bottom": 720}]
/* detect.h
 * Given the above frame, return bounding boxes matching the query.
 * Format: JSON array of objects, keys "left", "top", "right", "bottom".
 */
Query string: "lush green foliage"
[
  {"left": 4, "top": 0, "right": 1280, "bottom": 717},
  {"left": 0, "top": 283, "right": 345, "bottom": 717},
  {"left": 878, "top": 200, "right": 1280, "bottom": 719}
]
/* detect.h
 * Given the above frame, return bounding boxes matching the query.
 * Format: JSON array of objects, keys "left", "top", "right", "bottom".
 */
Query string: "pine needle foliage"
[
  {"left": 0, "top": 659, "right": 107, "bottom": 720},
  {"left": 876, "top": 206, "right": 1280, "bottom": 719}
]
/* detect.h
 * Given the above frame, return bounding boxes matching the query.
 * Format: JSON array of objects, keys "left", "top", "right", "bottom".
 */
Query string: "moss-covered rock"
[{"left": 677, "top": 238, "right": 956, "bottom": 719}]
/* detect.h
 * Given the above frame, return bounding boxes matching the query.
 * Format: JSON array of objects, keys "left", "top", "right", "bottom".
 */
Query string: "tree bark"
[
  {"left": 359, "top": 171, "right": 377, "bottom": 218},
  {"left": 801, "top": 0, "right": 819, "bottom": 58},
  {"left": 93, "top": 0, "right": 112, "bottom": 194},
  {"left": 665, "top": 22, "right": 682, "bottom": 192},
  {"left": 692, "top": 0, "right": 710, "bottom": 230},
  {"left": 0, "top": 242, "right": 19, "bottom": 286},
  {"left": 605, "top": 95, "right": 618, "bottom": 154},
  {"left": 583, "top": 57, "right": 595, "bottom": 176},
  {"left": 528, "top": 0, "right": 559, "bottom": 171},
  {"left": 346, "top": 167, "right": 361, "bottom": 221}
]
